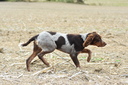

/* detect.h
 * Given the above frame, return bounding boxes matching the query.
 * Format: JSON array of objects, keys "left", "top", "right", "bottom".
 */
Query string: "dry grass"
[{"left": 0, "top": 2, "right": 128, "bottom": 85}]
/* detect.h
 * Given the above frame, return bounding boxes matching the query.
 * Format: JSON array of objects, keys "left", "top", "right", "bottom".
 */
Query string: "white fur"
[{"left": 80, "top": 33, "right": 88, "bottom": 41}]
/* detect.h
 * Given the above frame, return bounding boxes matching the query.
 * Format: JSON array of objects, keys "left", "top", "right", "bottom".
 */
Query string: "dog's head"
[{"left": 83, "top": 32, "right": 106, "bottom": 47}]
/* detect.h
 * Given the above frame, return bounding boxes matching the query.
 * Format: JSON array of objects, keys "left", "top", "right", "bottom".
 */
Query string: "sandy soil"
[{"left": 0, "top": 2, "right": 128, "bottom": 85}]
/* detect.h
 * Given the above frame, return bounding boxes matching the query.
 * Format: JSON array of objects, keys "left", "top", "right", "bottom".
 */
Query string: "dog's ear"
[{"left": 83, "top": 32, "right": 96, "bottom": 47}]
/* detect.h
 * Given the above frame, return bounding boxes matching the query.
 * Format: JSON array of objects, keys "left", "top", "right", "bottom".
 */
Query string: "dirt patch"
[{"left": 0, "top": 2, "right": 128, "bottom": 85}]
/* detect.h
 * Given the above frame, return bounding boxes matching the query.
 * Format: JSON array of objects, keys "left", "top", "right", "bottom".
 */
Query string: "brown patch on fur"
[
  {"left": 55, "top": 36, "right": 65, "bottom": 49},
  {"left": 67, "top": 34, "right": 84, "bottom": 51}
]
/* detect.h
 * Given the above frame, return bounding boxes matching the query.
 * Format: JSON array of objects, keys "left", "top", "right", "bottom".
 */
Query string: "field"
[
  {"left": 85, "top": 0, "right": 128, "bottom": 6},
  {"left": 0, "top": 2, "right": 128, "bottom": 85}
]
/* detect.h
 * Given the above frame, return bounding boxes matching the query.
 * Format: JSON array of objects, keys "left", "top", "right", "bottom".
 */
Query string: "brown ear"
[{"left": 83, "top": 32, "right": 96, "bottom": 47}]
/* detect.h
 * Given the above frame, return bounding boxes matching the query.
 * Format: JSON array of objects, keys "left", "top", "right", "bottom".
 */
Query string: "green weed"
[
  {"left": 115, "top": 60, "right": 121, "bottom": 62},
  {"left": 92, "top": 57, "right": 104, "bottom": 62}
]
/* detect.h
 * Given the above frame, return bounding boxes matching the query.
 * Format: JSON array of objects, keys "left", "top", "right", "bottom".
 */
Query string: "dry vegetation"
[{"left": 0, "top": 2, "right": 128, "bottom": 85}]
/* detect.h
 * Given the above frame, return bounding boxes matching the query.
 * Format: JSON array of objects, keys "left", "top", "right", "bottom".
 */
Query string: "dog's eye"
[
  {"left": 94, "top": 38, "right": 102, "bottom": 43},
  {"left": 96, "top": 39, "right": 100, "bottom": 42}
]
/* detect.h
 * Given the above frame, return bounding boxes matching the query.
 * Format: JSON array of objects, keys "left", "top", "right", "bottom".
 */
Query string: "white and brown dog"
[{"left": 21, "top": 31, "right": 106, "bottom": 71}]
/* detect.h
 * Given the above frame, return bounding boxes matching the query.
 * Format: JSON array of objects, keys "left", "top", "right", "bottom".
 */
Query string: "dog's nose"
[{"left": 103, "top": 42, "right": 107, "bottom": 46}]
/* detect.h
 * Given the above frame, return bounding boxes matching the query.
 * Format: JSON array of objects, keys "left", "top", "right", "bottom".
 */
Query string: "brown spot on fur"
[
  {"left": 67, "top": 34, "right": 84, "bottom": 51},
  {"left": 55, "top": 36, "right": 65, "bottom": 49},
  {"left": 48, "top": 31, "right": 56, "bottom": 35}
]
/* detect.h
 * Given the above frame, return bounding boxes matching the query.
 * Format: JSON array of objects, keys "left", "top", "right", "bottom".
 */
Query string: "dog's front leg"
[
  {"left": 70, "top": 53, "right": 80, "bottom": 68},
  {"left": 80, "top": 49, "right": 92, "bottom": 62}
]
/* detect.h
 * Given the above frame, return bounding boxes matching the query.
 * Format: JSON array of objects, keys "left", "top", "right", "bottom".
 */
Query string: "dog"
[{"left": 21, "top": 31, "right": 106, "bottom": 71}]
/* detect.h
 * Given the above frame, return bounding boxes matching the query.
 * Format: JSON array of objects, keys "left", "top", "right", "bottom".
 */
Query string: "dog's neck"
[{"left": 80, "top": 33, "right": 89, "bottom": 41}]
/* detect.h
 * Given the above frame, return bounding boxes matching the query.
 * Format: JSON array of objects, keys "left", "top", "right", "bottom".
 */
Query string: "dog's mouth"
[{"left": 97, "top": 42, "right": 107, "bottom": 47}]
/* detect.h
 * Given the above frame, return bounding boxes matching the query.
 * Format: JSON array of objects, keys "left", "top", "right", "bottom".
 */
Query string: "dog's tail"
[{"left": 21, "top": 35, "right": 39, "bottom": 47}]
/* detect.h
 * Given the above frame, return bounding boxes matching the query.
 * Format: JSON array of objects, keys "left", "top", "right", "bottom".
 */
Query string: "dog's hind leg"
[
  {"left": 38, "top": 51, "right": 53, "bottom": 67},
  {"left": 26, "top": 41, "right": 42, "bottom": 71}
]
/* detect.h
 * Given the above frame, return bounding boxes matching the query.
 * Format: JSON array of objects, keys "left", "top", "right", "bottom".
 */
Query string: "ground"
[{"left": 0, "top": 2, "right": 128, "bottom": 85}]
